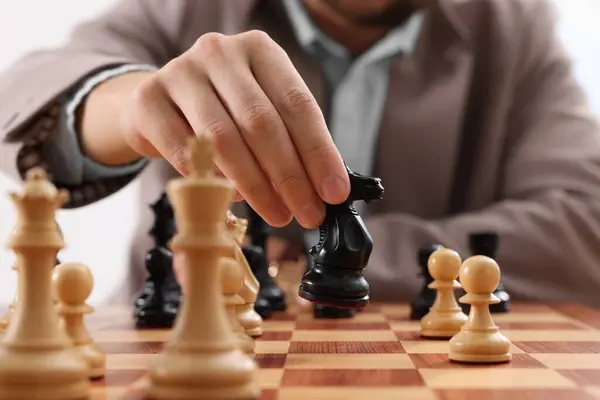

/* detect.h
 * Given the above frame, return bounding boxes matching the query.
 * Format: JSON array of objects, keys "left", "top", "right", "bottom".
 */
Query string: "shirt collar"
[{"left": 281, "top": 0, "right": 424, "bottom": 61}]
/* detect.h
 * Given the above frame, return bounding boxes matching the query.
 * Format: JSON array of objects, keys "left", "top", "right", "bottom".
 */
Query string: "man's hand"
[{"left": 108, "top": 31, "right": 349, "bottom": 229}]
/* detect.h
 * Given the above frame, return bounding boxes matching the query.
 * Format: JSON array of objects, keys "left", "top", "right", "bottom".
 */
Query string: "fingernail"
[
  {"left": 299, "top": 202, "right": 324, "bottom": 228},
  {"left": 321, "top": 175, "right": 348, "bottom": 204}
]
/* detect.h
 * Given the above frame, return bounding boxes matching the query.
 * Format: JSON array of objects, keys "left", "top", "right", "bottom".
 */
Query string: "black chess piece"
[
  {"left": 460, "top": 232, "right": 510, "bottom": 314},
  {"left": 134, "top": 192, "right": 182, "bottom": 328},
  {"left": 246, "top": 203, "right": 286, "bottom": 314},
  {"left": 302, "top": 242, "right": 355, "bottom": 319},
  {"left": 409, "top": 243, "right": 444, "bottom": 320},
  {"left": 298, "top": 163, "right": 384, "bottom": 309},
  {"left": 241, "top": 245, "right": 274, "bottom": 318}
]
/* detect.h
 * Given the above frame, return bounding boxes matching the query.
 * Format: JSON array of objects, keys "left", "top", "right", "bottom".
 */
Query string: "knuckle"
[
  {"left": 169, "top": 144, "right": 189, "bottom": 175},
  {"left": 243, "top": 30, "right": 272, "bottom": 46},
  {"left": 281, "top": 87, "right": 316, "bottom": 116},
  {"left": 203, "top": 120, "right": 234, "bottom": 150},
  {"left": 193, "top": 32, "right": 227, "bottom": 57},
  {"left": 277, "top": 170, "right": 304, "bottom": 188},
  {"left": 242, "top": 103, "right": 279, "bottom": 133},
  {"left": 305, "top": 139, "right": 338, "bottom": 160}
]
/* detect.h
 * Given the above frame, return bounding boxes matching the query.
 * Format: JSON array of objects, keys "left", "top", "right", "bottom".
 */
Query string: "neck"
[{"left": 302, "top": 0, "right": 417, "bottom": 55}]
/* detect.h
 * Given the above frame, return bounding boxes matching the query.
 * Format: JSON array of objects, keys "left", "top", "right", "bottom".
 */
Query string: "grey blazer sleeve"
[{"left": 0, "top": 0, "right": 190, "bottom": 208}]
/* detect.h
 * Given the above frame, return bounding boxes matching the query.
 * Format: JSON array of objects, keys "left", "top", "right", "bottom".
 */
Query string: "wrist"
[{"left": 77, "top": 69, "right": 156, "bottom": 166}]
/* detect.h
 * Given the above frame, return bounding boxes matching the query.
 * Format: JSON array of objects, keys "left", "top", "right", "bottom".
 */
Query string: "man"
[{"left": 1, "top": 0, "right": 600, "bottom": 305}]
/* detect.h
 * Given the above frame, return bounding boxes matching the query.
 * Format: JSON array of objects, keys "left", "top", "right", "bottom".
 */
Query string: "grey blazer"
[{"left": 2, "top": 0, "right": 600, "bottom": 305}]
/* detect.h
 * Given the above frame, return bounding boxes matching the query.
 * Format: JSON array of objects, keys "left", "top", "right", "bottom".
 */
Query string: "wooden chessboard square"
[
  {"left": 395, "top": 331, "right": 423, "bottom": 340},
  {"left": 502, "top": 330, "right": 600, "bottom": 341},
  {"left": 262, "top": 321, "right": 296, "bottom": 331},
  {"left": 496, "top": 322, "right": 587, "bottom": 330},
  {"left": 514, "top": 341, "right": 600, "bottom": 353},
  {"left": 409, "top": 353, "right": 546, "bottom": 368},
  {"left": 400, "top": 340, "right": 525, "bottom": 354},
  {"left": 491, "top": 312, "right": 576, "bottom": 323},
  {"left": 295, "top": 321, "right": 391, "bottom": 330},
  {"left": 90, "top": 386, "right": 130, "bottom": 400},
  {"left": 276, "top": 387, "right": 437, "bottom": 400},
  {"left": 255, "top": 340, "right": 291, "bottom": 354},
  {"left": 92, "top": 369, "right": 148, "bottom": 387},
  {"left": 585, "top": 386, "right": 600, "bottom": 399},
  {"left": 256, "top": 353, "right": 288, "bottom": 368},
  {"left": 260, "top": 388, "right": 279, "bottom": 400},
  {"left": 419, "top": 368, "right": 578, "bottom": 389},
  {"left": 284, "top": 353, "right": 415, "bottom": 369},
  {"left": 97, "top": 341, "right": 163, "bottom": 354},
  {"left": 91, "top": 329, "right": 170, "bottom": 342},
  {"left": 291, "top": 329, "right": 398, "bottom": 341},
  {"left": 288, "top": 341, "right": 405, "bottom": 354},
  {"left": 259, "top": 368, "right": 285, "bottom": 388},
  {"left": 257, "top": 331, "right": 293, "bottom": 341},
  {"left": 106, "top": 354, "right": 157, "bottom": 369},
  {"left": 389, "top": 321, "right": 421, "bottom": 331},
  {"left": 533, "top": 354, "right": 600, "bottom": 369},
  {"left": 558, "top": 370, "right": 600, "bottom": 386},
  {"left": 280, "top": 368, "right": 424, "bottom": 386},
  {"left": 295, "top": 312, "right": 386, "bottom": 323},
  {"left": 433, "top": 389, "right": 597, "bottom": 400}
]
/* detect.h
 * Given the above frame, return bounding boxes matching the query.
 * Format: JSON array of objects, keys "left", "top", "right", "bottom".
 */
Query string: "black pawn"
[
  {"left": 241, "top": 245, "right": 273, "bottom": 319},
  {"left": 246, "top": 203, "right": 286, "bottom": 314},
  {"left": 409, "top": 243, "right": 444, "bottom": 320},
  {"left": 134, "top": 192, "right": 182, "bottom": 328},
  {"left": 461, "top": 232, "right": 510, "bottom": 313}
]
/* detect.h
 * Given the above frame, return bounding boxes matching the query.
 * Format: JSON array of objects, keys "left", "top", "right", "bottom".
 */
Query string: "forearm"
[
  {"left": 78, "top": 70, "right": 156, "bottom": 166},
  {"left": 364, "top": 192, "right": 600, "bottom": 305}
]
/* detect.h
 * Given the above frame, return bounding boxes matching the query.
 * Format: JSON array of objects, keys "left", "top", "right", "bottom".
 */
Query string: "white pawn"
[
  {"left": 52, "top": 262, "right": 106, "bottom": 379},
  {"left": 221, "top": 257, "right": 255, "bottom": 356},
  {"left": 420, "top": 248, "right": 468, "bottom": 338},
  {"left": 449, "top": 255, "right": 511, "bottom": 363}
]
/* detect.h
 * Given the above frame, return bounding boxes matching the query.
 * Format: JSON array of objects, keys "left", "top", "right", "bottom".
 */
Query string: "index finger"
[{"left": 245, "top": 33, "right": 350, "bottom": 205}]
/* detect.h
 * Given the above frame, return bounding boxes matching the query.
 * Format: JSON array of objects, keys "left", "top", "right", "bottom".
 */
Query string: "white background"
[{"left": 1, "top": 0, "right": 600, "bottom": 306}]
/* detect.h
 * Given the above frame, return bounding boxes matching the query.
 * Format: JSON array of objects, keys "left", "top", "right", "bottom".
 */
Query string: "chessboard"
[{"left": 76, "top": 300, "right": 600, "bottom": 400}]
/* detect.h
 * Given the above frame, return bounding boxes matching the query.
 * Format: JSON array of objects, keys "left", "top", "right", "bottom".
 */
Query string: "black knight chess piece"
[
  {"left": 298, "top": 163, "right": 384, "bottom": 308},
  {"left": 245, "top": 203, "right": 286, "bottom": 316},
  {"left": 134, "top": 192, "right": 182, "bottom": 328},
  {"left": 460, "top": 232, "right": 510, "bottom": 314},
  {"left": 302, "top": 241, "right": 355, "bottom": 318},
  {"left": 409, "top": 243, "right": 444, "bottom": 320}
]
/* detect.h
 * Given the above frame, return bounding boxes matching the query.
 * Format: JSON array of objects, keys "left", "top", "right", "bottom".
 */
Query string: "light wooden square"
[
  {"left": 258, "top": 368, "right": 284, "bottom": 388},
  {"left": 400, "top": 340, "right": 525, "bottom": 354},
  {"left": 502, "top": 329, "right": 600, "bottom": 341},
  {"left": 284, "top": 353, "right": 415, "bottom": 369},
  {"left": 106, "top": 354, "right": 157, "bottom": 369},
  {"left": 278, "top": 388, "right": 437, "bottom": 400},
  {"left": 262, "top": 321, "right": 295, "bottom": 331},
  {"left": 419, "top": 368, "right": 578, "bottom": 389},
  {"left": 532, "top": 354, "right": 600, "bottom": 369},
  {"left": 255, "top": 340, "right": 290, "bottom": 354}
]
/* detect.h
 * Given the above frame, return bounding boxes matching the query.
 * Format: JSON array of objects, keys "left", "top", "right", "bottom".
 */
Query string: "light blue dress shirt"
[{"left": 45, "top": 0, "right": 423, "bottom": 188}]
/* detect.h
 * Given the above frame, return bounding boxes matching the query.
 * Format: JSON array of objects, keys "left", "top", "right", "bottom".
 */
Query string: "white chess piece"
[
  {"left": 53, "top": 262, "right": 106, "bottom": 379},
  {"left": 449, "top": 255, "right": 511, "bottom": 363},
  {"left": 420, "top": 248, "right": 468, "bottom": 338}
]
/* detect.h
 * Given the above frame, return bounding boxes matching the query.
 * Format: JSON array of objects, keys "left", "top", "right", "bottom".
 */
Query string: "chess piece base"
[
  {"left": 448, "top": 331, "right": 512, "bottom": 364},
  {"left": 236, "top": 303, "right": 263, "bottom": 337},
  {"left": 78, "top": 342, "right": 107, "bottom": 379},
  {"left": 0, "top": 347, "right": 89, "bottom": 400},
  {"left": 298, "top": 263, "right": 369, "bottom": 309},
  {"left": 410, "top": 288, "right": 436, "bottom": 320},
  {"left": 148, "top": 349, "right": 259, "bottom": 400},
  {"left": 254, "top": 297, "right": 272, "bottom": 319},
  {"left": 420, "top": 309, "right": 468, "bottom": 338},
  {"left": 313, "top": 304, "right": 356, "bottom": 319}
]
